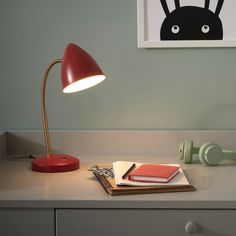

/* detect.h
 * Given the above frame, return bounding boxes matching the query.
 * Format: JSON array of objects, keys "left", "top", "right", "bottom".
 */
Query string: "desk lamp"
[{"left": 32, "top": 43, "right": 106, "bottom": 172}]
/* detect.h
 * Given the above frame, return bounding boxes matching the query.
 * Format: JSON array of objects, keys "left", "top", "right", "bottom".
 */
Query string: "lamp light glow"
[
  {"left": 63, "top": 75, "right": 106, "bottom": 93},
  {"left": 32, "top": 43, "right": 106, "bottom": 173}
]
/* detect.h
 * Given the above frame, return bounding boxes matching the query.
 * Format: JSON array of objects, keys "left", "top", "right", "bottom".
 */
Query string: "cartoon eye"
[
  {"left": 171, "top": 25, "right": 180, "bottom": 34},
  {"left": 201, "top": 25, "right": 210, "bottom": 33}
]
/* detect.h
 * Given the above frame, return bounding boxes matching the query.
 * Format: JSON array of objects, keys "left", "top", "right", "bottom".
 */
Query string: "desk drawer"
[
  {"left": 56, "top": 209, "right": 236, "bottom": 236},
  {"left": 0, "top": 209, "right": 54, "bottom": 236}
]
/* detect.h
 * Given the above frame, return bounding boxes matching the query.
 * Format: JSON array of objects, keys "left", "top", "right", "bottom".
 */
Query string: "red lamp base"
[{"left": 32, "top": 154, "right": 80, "bottom": 172}]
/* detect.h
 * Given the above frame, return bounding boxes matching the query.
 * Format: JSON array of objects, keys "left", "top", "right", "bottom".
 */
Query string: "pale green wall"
[{"left": 0, "top": 0, "right": 236, "bottom": 130}]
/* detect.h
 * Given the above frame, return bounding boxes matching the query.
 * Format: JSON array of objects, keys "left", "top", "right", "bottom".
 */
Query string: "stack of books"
[{"left": 91, "top": 161, "right": 195, "bottom": 196}]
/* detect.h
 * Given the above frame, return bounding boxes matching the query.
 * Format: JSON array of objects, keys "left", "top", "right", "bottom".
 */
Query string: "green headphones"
[{"left": 179, "top": 140, "right": 236, "bottom": 166}]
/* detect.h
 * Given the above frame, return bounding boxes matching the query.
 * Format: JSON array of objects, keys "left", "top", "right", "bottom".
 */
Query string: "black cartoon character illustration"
[{"left": 160, "top": 0, "right": 224, "bottom": 40}]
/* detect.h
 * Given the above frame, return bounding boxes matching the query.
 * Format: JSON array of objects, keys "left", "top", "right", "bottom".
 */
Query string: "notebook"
[
  {"left": 128, "top": 164, "right": 180, "bottom": 183},
  {"left": 113, "top": 161, "right": 190, "bottom": 186}
]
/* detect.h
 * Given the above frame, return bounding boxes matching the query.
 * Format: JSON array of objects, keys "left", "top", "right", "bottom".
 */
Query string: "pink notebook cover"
[{"left": 128, "top": 164, "right": 180, "bottom": 183}]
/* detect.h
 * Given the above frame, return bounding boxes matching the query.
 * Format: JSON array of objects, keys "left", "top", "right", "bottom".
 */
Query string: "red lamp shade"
[{"left": 61, "top": 44, "right": 105, "bottom": 93}]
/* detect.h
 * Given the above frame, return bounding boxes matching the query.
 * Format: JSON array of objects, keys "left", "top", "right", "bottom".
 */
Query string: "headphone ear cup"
[
  {"left": 199, "top": 143, "right": 223, "bottom": 166},
  {"left": 183, "top": 140, "right": 193, "bottom": 164},
  {"left": 179, "top": 142, "right": 184, "bottom": 160},
  {"left": 199, "top": 143, "right": 211, "bottom": 164}
]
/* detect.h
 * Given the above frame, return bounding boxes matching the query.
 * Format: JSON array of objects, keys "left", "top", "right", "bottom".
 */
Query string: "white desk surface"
[{"left": 1, "top": 155, "right": 236, "bottom": 209}]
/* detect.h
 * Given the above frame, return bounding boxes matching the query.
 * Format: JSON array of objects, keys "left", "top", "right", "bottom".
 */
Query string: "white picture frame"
[{"left": 137, "top": 0, "right": 236, "bottom": 48}]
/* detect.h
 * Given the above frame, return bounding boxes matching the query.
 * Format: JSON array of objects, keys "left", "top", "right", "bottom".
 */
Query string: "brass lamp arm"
[{"left": 42, "top": 59, "right": 62, "bottom": 156}]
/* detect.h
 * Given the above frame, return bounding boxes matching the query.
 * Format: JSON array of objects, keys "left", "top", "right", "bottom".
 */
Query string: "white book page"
[{"left": 113, "top": 161, "right": 190, "bottom": 186}]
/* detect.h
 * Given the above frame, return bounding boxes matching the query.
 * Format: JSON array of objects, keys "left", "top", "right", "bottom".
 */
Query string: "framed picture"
[{"left": 137, "top": 0, "right": 236, "bottom": 48}]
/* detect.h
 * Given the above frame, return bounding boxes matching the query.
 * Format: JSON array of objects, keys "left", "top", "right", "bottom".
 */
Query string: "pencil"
[{"left": 122, "top": 163, "right": 136, "bottom": 179}]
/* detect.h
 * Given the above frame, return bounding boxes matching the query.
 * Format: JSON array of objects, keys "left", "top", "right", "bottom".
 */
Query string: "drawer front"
[
  {"left": 0, "top": 209, "right": 54, "bottom": 236},
  {"left": 57, "top": 209, "right": 236, "bottom": 236}
]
